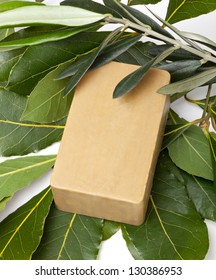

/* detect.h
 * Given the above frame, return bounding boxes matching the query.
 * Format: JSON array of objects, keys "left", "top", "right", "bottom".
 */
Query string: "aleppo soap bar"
[{"left": 51, "top": 61, "right": 170, "bottom": 225}]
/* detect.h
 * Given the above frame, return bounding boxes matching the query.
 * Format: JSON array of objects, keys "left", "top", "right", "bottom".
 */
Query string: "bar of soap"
[{"left": 51, "top": 61, "right": 170, "bottom": 225}]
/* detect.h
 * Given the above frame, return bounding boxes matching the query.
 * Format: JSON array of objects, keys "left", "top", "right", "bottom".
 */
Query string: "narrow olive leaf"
[
  {"left": 166, "top": 0, "right": 216, "bottom": 24},
  {"left": 113, "top": 46, "right": 177, "bottom": 98},
  {"left": 21, "top": 62, "right": 74, "bottom": 123},
  {"left": 58, "top": 34, "right": 142, "bottom": 80},
  {"left": 116, "top": 41, "right": 156, "bottom": 65},
  {"left": 128, "top": 0, "right": 162, "bottom": 5},
  {"left": 64, "top": 27, "right": 123, "bottom": 96},
  {"left": 122, "top": 152, "right": 209, "bottom": 260},
  {"left": 0, "top": 187, "right": 53, "bottom": 260},
  {"left": 0, "top": 47, "right": 25, "bottom": 83},
  {"left": 0, "top": 6, "right": 109, "bottom": 29},
  {"left": 0, "top": 0, "right": 44, "bottom": 13},
  {"left": 113, "top": 58, "right": 156, "bottom": 98},
  {"left": 149, "top": 44, "right": 200, "bottom": 61},
  {"left": 181, "top": 31, "right": 216, "bottom": 51},
  {"left": 158, "top": 60, "right": 203, "bottom": 82},
  {"left": 102, "top": 220, "right": 120, "bottom": 241},
  {"left": 7, "top": 32, "right": 109, "bottom": 95},
  {"left": 0, "top": 197, "right": 11, "bottom": 212},
  {"left": 158, "top": 67, "right": 216, "bottom": 95},
  {"left": 120, "top": 3, "right": 173, "bottom": 39},
  {"left": 0, "top": 89, "right": 65, "bottom": 156},
  {"left": 183, "top": 173, "right": 216, "bottom": 221},
  {"left": 0, "top": 24, "right": 101, "bottom": 51},
  {"left": 0, "top": 155, "right": 55, "bottom": 209},
  {"left": 168, "top": 125, "right": 213, "bottom": 181},
  {"left": 33, "top": 203, "right": 103, "bottom": 260}
]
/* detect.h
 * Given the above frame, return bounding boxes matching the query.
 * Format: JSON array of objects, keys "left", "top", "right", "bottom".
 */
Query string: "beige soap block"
[{"left": 51, "top": 61, "right": 170, "bottom": 225}]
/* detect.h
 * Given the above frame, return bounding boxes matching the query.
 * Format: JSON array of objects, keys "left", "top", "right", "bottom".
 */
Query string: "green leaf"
[
  {"left": 113, "top": 46, "right": 176, "bottom": 98},
  {"left": 61, "top": 0, "right": 116, "bottom": 16},
  {"left": 58, "top": 34, "right": 142, "bottom": 80},
  {"left": 0, "top": 89, "right": 65, "bottom": 156},
  {"left": 166, "top": 0, "right": 216, "bottom": 24},
  {"left": 208, "top": 132, "right": 216, "bottom": 185},
  {"left": 0, "top": 155, "right": 55, "bottom": 210},
  {"left": 0, "top": 0, "right": 44, "bottom": 13},
  {"left": 183, "top": 173, "right": 216, "bottom": 221},
  {"left": 116, "top": 41, "right": 155, "bottom": 65},
  {"left": 0, "top": 47, "right": 25, "bottom": 82},
  {"left": 122, "top": 152, "right": 209, "bottom": 260},
  {"left": 21, "top": 62, "right": 74, "bottom": 123},
  {"left": 0, "top": 187, "right": 53, "bottom": 260},
  {"left": 33, "top": 203, "right": 103, "bottom": 260},
  {"left": 7, "top": 32, "right": 109, "bottom": 95},
  {"left": 0, "top": 5, "right": 108, "bottom": 29},
  {"left": 128, "top": 0, "right": 162, "bottom": 4},
  {"left": 149, "top": 44, "right": 200, "bottom": 61},
  {"left": 104, "top": 0, "right": 173, "bottom": 39},
  {"left": 158, "top": 60, "right": 203, "bottom": 82},
  {"left": 0, "top": 28, "right": 14, "bottom": 41},
  {"left": 168, "top": 124, "right": 213, "bottom": 181},
  {"left": 158, "top": 68, "right": 216, "bottom": 95},
  {"left": 162, "top": 123, "right": 191, "bottom": 150},
  {"left": 0, "top": 24, "right": 101, "bottom": 51},
  {"left": 64, "top": 27, "right": 123, "bottom": 96},
  {"left": 181, "top": 31, "right": 216, "bottom": 51},
  {"left": 102, "top": 220, "right": 120, "bottom": 241}
]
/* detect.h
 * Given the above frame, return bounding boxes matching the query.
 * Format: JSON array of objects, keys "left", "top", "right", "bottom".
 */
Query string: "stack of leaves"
[{"left": 0, "top": 0, "right": 215, "bottom": 260}]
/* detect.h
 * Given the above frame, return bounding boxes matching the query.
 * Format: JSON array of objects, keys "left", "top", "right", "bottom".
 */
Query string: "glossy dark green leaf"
[
  {"left": 7, "top": 32, "right": 109, "bottom": 95},
  {"left": 58, "top": 34, "right": 142, "bottom": 80},
  {"left": 0, "top": 155, "right": 55, "bottom": 210},
  {"left": 166, "top": 0, "right": 216, "bottom": 24},
  {"left": 0, "top": 5, "right": 108, "bottom": 28},
  {"left": 64, "top": 27, "right": 123, "bottom": 96},
  {"left": 122, "top": 152, "right": 209, "bottom": 260},
  {"left": 0, "top": 89, "right": 65, "bottom": 156},
  {"left": 0, "top": 0, "right": 43, "bottom": 13},
  {"left": 0, "top": 24, "right": 101, "bottom": 50},
  {"left": 0, "top": 47, "right": 25, "bottom": 82},
  {"left": 208, "top": 132, "right": 216, "bottom": 185},
  {"left": 158, "top": 60, "right": 203, "bottom": 82},
  {"left": 162, "top": 124, "right": 190, "bottom": 150},
  {"left": 113, "top": 46, "right": 176, "bottom": 98},
  {"left": 183, "top": 173, "right": 216, "bottom": 221},
  {"left": 102, "top": 220, "right": 120, "bottom": 241},
  {"left": 158, "top": 68, "right": 216, "bottom": 95},
  {"left": 168, "top": 124, "right": 213, "bottom": 181},
  {"left": 33, "top": 203, "right": 103, "bottom": 260},
  {"left": 21, "top": 62, "right": 74, "bottom": 123},
  {"left": 0, "top": 187, "right": 53, "bottom": 260}
]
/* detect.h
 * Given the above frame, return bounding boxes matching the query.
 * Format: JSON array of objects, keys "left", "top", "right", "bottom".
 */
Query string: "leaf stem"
[
  {"left": 104, "top": 16, "right": 216, "bottom": 64},
  {"left": 0, "top": 119, "right": 65, "bottom": 129}
]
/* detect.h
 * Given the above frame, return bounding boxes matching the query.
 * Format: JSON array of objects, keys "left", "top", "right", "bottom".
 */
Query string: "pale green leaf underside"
[{"left": 0, "top": 6, "right": 108, "bottom": 28}]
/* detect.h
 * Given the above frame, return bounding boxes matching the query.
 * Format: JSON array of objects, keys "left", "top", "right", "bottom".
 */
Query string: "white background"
[{"left": 0, "top": 0, "right": 216, "bottom": 260}]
